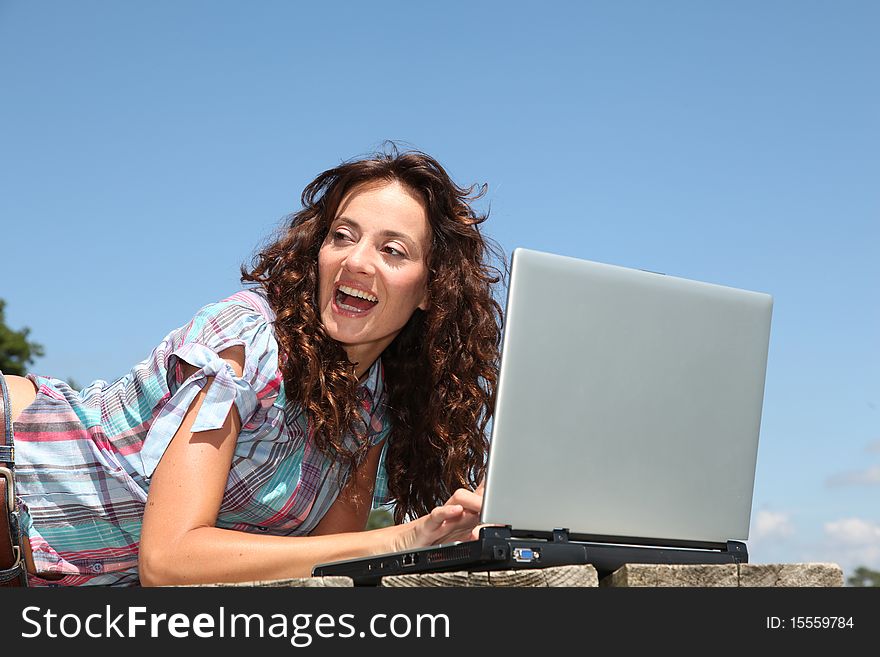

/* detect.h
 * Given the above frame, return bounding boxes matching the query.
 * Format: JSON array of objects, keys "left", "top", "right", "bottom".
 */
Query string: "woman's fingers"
[
  {"left": 446, "top": 487, "right": 483, "bottom": 513},
  {"left": 419, "top": 503, "right": 481, "bottom": 543},
  {"left": 412, "top": 483, "right": 487, "bottom": 548},
  {"left": 430, "top": 504, "right": 464, "bottom": 522}
]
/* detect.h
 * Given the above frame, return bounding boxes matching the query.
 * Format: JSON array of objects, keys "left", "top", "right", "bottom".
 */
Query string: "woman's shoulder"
[
  {"left": 188, "top": 289, "right": 275, "bottom": 324},
  {"left": 166, "top": 289, "right": 281, "bottom": 383},
  {"left": 221, "top": 289, "right": 276, "bottom": 322},
  {"left": 179, "top": 289, "right": 275, "bottom": 344}
]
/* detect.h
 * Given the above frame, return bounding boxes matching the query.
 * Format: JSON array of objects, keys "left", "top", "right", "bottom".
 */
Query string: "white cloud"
[
  {"left": 823, "top": 518, "right": 880, "bottom": 575},
  {"left": 748, "top": 514, "right": 880, "bottom": 578},
  {"left": 825, "top": 465, "right": 880, "bottom": 487},
  {"left": 825, "top": 517, "right": 880, "bottom": 544},
  {"left": 751, "top": 510, "right": 794, "bottom": 540}
]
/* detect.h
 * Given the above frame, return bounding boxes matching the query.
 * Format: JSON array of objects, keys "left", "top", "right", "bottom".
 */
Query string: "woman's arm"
[{"left": 139, "top": 347, "right": 483, "bottom": 586}]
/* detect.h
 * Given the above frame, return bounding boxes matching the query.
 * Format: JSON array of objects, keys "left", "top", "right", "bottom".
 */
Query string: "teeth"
[{"left": 338, "top": 285, "right": 378, "bottom": 303}]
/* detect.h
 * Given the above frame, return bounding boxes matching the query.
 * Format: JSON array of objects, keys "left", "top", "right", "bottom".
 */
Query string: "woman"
[{"left": 1, "top": 146, "right": 505, "bottom": 586}]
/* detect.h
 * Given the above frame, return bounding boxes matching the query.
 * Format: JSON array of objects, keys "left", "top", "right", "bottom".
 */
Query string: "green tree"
[
  {"left": 366, "top": 508, "right": 394, "bottom": 530},
  {"left": 847, "top": 566, "right": 880, "bottom": 587},
  {"left": 0, "top": 299, "right": 44, "bottom": 375}
]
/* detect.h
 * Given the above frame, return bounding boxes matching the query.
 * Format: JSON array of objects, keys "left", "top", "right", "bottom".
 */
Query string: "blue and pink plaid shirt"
[{"left": 13, "top": 290, "right": 391, "bottom": 586}]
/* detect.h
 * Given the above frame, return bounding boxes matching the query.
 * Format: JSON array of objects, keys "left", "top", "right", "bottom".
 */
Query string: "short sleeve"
[{"left": 139, "top": 294, "right": 280, "bottom": 478}]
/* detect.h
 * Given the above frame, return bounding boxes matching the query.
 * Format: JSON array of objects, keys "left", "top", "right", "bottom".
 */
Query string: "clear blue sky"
[{"left": 2, "top": 1, "right": 877, "bottom": 579}]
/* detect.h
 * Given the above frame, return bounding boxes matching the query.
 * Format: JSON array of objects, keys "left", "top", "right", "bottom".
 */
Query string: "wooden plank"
[
  {"left": 600, "top": 563, "right": 739, "bottom": 587},
  {"left": 488, "top": 565, "right": 597, "bottom": 587},
  {"left": 174, "top": 575, "right": 354, "bottom": 587},
  {"left": 380, "top": 571, "right": 470, "bottom": 587},
  {"left": 738, "top": 563, "right": 844, "bottom": 587},
  {"left": 380, "top": 565, "right": 598, "bottom": 587}
]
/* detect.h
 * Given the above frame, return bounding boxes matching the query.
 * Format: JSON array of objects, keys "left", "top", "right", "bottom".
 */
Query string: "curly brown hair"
[{"left": 241, "top": 145, "right": 505, "bottom": 523}]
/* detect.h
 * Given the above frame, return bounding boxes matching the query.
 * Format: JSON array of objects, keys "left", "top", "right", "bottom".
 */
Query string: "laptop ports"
[
  {"left": 402, "top": 553, "right": 420, "bottom": 567},
  {"left": 512, "top": 547, "right": 540, "bottom": 563}
]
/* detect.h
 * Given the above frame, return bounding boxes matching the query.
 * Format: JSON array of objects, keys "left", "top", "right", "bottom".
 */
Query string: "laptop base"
[{"left": 311, "top": 526, "right": 749, "bottom": 586}]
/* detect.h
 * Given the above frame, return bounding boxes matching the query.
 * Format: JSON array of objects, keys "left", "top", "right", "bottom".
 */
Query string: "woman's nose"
[{"left": 343, "top": 242, "right": 375, "bottom": 275}]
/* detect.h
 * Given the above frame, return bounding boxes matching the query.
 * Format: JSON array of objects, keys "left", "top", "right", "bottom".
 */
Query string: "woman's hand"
[{"left": 397, "top": 479, "right": 487, "bottom": 551}]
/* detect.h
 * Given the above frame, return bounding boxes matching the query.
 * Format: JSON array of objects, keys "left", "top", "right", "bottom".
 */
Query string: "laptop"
[{"left": 313, "top": 247, "right": 774, "bottom": 585}]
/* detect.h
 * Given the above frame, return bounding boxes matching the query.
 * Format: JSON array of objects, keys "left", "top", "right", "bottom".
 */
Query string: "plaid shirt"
[{"left": 14, "top": 290, "right": 391, "bottom": 586}]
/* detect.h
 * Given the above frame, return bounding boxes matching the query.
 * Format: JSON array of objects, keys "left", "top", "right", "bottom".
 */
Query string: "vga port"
[{"left": 512, "top": 547, "right": 540, "bottom": 563}]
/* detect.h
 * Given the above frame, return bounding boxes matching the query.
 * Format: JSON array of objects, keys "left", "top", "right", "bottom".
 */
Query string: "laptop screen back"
[{"left": 481, "top": 248, "right": 773, "bottom": 545}]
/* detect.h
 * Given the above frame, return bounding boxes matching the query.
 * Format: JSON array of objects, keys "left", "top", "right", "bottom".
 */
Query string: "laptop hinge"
[
  {"left": 551, "top": 528, "right": 570, "bottom": 543},
  {"left": 480, "top": 526, "right": 513, "bottom": 540},
  {"left": 726, "top": 540, "right": 749, "bottom": 562}
]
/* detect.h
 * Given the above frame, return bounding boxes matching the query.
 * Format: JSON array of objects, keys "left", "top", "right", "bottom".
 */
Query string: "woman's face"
[{"left": 318, "top": 180, "right": 431, "bottom": 375}]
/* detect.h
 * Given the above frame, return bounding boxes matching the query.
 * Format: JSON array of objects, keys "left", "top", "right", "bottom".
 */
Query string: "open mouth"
[{"left": 334, "top": 284, "right": 379, "bottom": 315}]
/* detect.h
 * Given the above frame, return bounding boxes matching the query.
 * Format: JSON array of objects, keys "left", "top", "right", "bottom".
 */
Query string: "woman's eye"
[
  {"left": 383, "top": 245, "right": 404, "bottom": 257},
  {"left": 333, "top": 230, "right": 352, "bottom": 242}
]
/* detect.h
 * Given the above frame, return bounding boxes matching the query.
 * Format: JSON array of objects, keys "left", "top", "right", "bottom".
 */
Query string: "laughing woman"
[{"left": 0, "top": 146, "right": 504, "bottom": 586}]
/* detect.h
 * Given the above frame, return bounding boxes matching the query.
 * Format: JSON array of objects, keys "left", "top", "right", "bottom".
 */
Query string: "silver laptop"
[{"left": 313, "top": 247, "right": 773, "bottom": 583}]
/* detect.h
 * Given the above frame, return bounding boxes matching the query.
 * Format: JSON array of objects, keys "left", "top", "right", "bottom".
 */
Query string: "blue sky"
[{"left": 1, "top": 1, "right": 877, "bottom": 579}]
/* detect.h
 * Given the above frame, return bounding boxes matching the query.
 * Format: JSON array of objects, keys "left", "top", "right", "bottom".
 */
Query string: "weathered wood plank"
[
  {"left": 738, "top": 563, "right": 844, "bottom": 587},
  {"left": 600, "top": 563, "right": 739, "bottom": 587},
  {"left": 173, "top": 575, "right": 354, "bottom": 587},
  {"left": 380, "top": 565, "right": 598, "bottom": 587},
  {"left": 600, "top": 562, "right": 846, "bottom": 587},
  {"left": 380, "top": 570, "right": 470, "bottom": 587}
]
